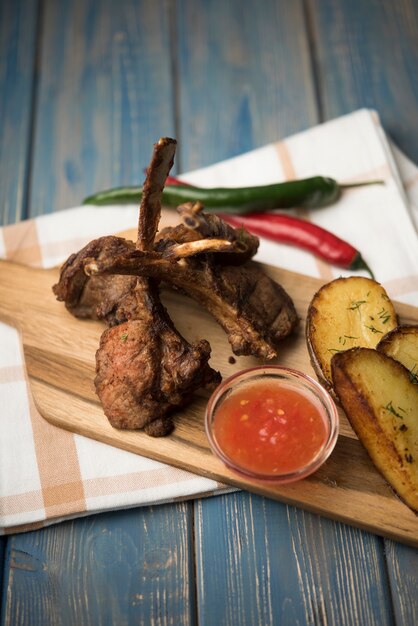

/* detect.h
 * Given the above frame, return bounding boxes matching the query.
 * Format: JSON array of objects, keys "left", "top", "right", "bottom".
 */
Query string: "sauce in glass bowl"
[{"left": 205, "top": 366, "right": 338, "bottom": 484}]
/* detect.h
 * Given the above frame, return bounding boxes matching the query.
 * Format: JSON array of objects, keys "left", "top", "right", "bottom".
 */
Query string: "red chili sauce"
[{"left": 213, "top": 380, "right": 328, "bottom": 476}]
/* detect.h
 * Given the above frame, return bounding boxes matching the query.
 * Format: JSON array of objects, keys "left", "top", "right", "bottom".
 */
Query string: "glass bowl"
[{"left": 205, "top": 365, "right": 339, "bottom": 484}]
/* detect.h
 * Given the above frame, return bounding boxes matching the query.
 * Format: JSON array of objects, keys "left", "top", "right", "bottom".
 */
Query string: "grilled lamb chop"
[
  {"left": 54, "top": 213, "right": 297, "bottom": 359},
  {"left": 85, "top": 249, "right": 298, "bottom": 360},
  {"left": 155, "top": 201, "right": 259, "bottom": 264},
  {"left": 53, "top": 236, "right": 136, "bottom": 325},
  {"left": 95, "top": 279, "right": 219, "bottom": 434},
  {"left": 53, "top": 203, "right": 256, "bottom": 324},
  {"left": 53, "top": 147, "right": 297, "bottom": 360},
  {"left": 93, "top": 138, "right": 220, "bottom": 435}
]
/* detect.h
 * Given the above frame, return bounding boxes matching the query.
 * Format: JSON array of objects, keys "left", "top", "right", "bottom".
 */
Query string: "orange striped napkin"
[{"left": 1, "top": 109, "right": 417, "bottom": 534}]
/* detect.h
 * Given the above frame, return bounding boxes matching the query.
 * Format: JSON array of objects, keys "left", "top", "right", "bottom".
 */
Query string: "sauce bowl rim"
[{"left": 204, "top": 365, "right": 339, "bottom": 484}]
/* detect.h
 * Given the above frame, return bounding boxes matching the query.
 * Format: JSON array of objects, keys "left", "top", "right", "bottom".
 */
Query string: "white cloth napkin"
[{"left": 1, "top": 109, "right": 417, "bottom": 534}]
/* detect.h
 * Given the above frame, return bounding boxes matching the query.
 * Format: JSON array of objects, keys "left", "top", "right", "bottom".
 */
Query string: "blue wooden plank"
[
  {"left": 0, "top": 0, "right": 39, "bottom": 223},
  {"left": 175, "top": 0, "right": 318, "bottom": 171},
  {"left": 385, "top": 540, "right": 418, "bottom": 626},
  {"left": 306, "top": 0, "right": 418, "bottom": 162},
  {"left": 2, "top": 505, "right": 195, "bottom": 626},
  {"left": 28, "top": 0, "right": 176, "bottom": 216},
  {"left": 195, "top": 493, "right": 394, "bottom": 626}
]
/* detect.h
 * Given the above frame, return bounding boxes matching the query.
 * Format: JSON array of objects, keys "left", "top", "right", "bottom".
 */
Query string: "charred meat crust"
[
  {"left": 52, "top": 236, "right": 136, "bottom": 322},
  {"left": 85, "top": 252, "right": 298, "bottom": 359},
  {"left": 54, "top": 223, "right": 298, "bottom": 359},
  {"left": 138, "top": 137, "right": 177, "bottom": 252},
  {"left": 95, "top": 316, "right": 219, "bottom": 432},
  {"left": 89, "top": 138, "right": 221, "bottom": 436},
  {"left": 154, "top": 210, "right": 259, "bottom": 265}
]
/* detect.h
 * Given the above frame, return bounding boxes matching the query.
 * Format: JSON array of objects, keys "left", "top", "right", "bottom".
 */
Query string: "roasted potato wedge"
[
  {"left": 306, "top": 277, "right": 398, "bottom": 387},
  {"left": 377, "top": 325, "right": 418, "bottom": 383},
  {"left": 332, "top": 348, "right": 418, "bottom": 513}
]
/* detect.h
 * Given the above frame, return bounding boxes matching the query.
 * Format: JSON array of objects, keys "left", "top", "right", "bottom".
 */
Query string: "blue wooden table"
[{"left": 1, "top": 1, "right": 418, "bottom": 623}]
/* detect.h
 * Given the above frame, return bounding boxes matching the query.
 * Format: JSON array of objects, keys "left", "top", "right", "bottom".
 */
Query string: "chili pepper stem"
[
  {"left": 350, "top": 252, "right": 375, "bottom": 280},
  {"left": 339, "top": 179, "right": 384, "bottom": 189}
]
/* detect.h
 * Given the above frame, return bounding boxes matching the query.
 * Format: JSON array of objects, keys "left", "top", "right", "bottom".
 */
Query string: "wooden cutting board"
[{"left": 1, "top": 257, "right": 418, "bottom": 547}]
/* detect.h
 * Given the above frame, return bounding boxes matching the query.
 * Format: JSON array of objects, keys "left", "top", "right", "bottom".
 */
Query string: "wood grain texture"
[
  {"left": 385, "top": 539, "right": 418, "bottom": 626},
  {"left": 195, "top": 493, "right": 394, "bottom": 626},
  {"left": 2, "top": 504, "right": 195, "bottom": 626},
  {"left": 307, "top": 0, "right": 418, "bottom": 162},
  {"left": 0, "top": 0, "right": 39, "bottom": 224},
  {"left": 28, "top": 0, "right": 176, "bottom": 217},
  {"left": 175, "top": 0, "right": 318, "bottom": 171},
  {"left": 1, "top": 258, "right": 417, "bottom": 546}
]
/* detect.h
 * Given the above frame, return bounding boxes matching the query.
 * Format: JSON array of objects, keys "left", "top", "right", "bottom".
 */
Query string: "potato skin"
[
  {"left": 332, "top": 348, "right": 418, "bottom": 513},
  {"left": 306, "top": 277, "right": 398, "bottom": 388},
  {"left": 377, "top": 325, "right": 418, "bottom": 381},
  {"left": 306, "top": 301, "right": 333, "bottom": 392}
]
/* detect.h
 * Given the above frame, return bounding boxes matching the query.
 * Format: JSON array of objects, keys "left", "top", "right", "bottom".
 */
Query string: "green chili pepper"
[{"left": 82, "top": 177, "right": 383, "bottom": 214}]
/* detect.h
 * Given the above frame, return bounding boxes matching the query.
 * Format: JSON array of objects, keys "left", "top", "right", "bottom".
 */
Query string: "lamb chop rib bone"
[
  {"left": 54, "top": 153, "right": 297, "bottom": 360},
  {"left": 52, "top": 204, "right": 255, "bottom": 324},
  {"left": 86, "top": 242, "right": 298, "bottom": 360},
  {"left": 94, "top": 138, "right": 221, "bottom": 436},
  {"left": 156, "top": 201, "right": 259, "bottom": 264}
]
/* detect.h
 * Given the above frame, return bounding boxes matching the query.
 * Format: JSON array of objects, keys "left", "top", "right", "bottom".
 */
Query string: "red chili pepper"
[
  {"left": 165, "top": 175, "right": 193, "bottom": 187},
  {"left": 220, "top": 213, "right": 374, "bottom": 278},
  {"left": 164, "top": 175, "right": 374, "bottom": 277}
]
